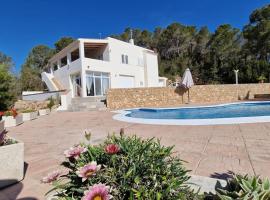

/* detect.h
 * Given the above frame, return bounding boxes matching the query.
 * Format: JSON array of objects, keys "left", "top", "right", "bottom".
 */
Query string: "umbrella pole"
[{"left": 188, "top": 89, "right": 190, "bottom": 104}]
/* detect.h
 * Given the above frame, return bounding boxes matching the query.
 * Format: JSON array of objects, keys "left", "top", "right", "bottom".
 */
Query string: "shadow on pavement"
[
  {"left": 210, "top": 171, "right": 234, "bottom": 180},
  {"left": 0, "top": 162, "right": 38, "bottom": 200}
]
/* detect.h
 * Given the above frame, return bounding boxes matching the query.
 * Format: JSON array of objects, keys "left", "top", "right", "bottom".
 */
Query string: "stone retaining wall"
[
  {"left": 14, "top": 100, "right": 49, "bottom": 111},
  {"left": 107, "top": 83, "right": 270, "bottom": 109}
]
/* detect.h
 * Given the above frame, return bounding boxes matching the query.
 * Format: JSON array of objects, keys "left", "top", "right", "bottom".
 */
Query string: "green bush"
[
  {"left": 47, "top": 97, "right": 55, "bottom": 111},
  {"left": 45, "top": 134, "right": 202, "bottom": 200},
  {"left": 0, "top": 65, "right": 16, "bottom": 111},
  {"left": 257, "top": 75, "right": 267, "bottom": 82},
  {"left": 21, "top": 109, "right": 36, "bottom": 113},
  {"left": 217, "top": 174, "right": 270, "bottom": 200}
]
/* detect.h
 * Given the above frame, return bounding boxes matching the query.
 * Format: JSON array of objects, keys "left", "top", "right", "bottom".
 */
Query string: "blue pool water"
[{"left": 126, "top": 102, "right": 270, "bottom": 119}]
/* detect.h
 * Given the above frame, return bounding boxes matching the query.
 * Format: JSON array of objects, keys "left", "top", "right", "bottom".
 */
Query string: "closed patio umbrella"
[{"left": 182, "top": 68, "right": 194, "bottom": 103}]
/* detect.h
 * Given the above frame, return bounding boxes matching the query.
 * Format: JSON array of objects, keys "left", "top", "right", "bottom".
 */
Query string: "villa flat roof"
[{"left": 48, "top": 37, "right": 155, "bottom": 64}]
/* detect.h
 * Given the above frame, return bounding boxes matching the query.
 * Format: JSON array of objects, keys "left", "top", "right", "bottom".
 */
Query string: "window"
[
  {"left": 53, "top": 63, "right": 58, "bottom": 71},
  {"left": 71, "top": 49, "right": 80, "bottom": 62},
  {"left": 61, "top": 56, "right": 67, "bottom": 67},
  {"left": 86, "top": 72, "right": 110, "bottom": 96},
  {"left": 121, "top": 54, "right": 128, "bottom": 64}
]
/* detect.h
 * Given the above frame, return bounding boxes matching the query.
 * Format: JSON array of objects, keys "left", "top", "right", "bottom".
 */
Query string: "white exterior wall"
[
  {"left": 53, "top": 59, "right": 81, "bottom": 91},
  {"left": 44, "top": 37, "right": 160, "bottom": 99},
  {"left": 49, "top": 41, "right": 82, "bottom": 96},
  {"left": 82, "top": 58, "right": 145, "bottom": 88},
  {"left": 144, "top": 51, "right": 159, "bottom": 87},
  {"left": 107, "top": 37, "right": 145, "bottom": 67}
]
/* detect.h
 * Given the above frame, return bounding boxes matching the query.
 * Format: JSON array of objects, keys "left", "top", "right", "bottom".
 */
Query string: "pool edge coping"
[{"left": 112, "top": 101, "right": 270, "bottom": 125}]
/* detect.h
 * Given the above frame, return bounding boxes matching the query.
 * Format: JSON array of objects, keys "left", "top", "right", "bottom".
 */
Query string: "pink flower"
[
  {"left": 82, "top": 184, "right": 112, "bottom": 200},
  {"left": 76, "top": 161, "right": 101, "bottom": 182},
  {"left": 41, "top": 170, "right": 61, "bottom": 183},
  {"left": 64, "top": 145, "right": 87, "bottom": 159},
  {"left": 105, "top": 144, "right": 120, "bottom": 155}
]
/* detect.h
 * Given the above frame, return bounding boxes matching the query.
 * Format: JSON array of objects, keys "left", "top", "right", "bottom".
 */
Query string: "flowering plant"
[
  {"left": 0, "top": 131, "right": 17, "bottom": 147},
  {"left": 3, "top": 108, "right": 18, "bottom": 118},
  {"left": 104, "top": 144, "right": 120, "bottom": 155},
  {"left": 0, "top": 111, "right": 4, "bottom": 120},
  {"left": 64, "top": 145, "right": 87, "bottom": 160},
  {"left": 44, "top": 132, "right": 200, "bottom": 199}
]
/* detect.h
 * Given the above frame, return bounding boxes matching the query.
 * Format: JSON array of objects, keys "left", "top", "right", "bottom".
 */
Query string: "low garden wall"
[
  {"left": 14, "top": 100, "right": 49, "bottom": 111},
  {"left": 107, "top": 83, "right": 270, "bottom": 109}
]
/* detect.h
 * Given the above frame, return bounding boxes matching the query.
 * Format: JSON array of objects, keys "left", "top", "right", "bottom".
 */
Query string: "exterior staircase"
[{"left": 68, "top": 97, "right": 107, "bottom": 111}]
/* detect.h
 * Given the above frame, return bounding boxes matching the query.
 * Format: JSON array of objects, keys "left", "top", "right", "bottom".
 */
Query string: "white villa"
[{"left": 41, "top": 37, "right": 166, "bottom": 110}]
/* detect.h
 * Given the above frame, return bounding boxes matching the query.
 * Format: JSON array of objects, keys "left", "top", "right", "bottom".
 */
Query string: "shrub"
[
  {"left": 21, "top": 109, "right": 36, "bottom": 113},
  {"left": 257, "top": 75, "right": 267, "bottom": 82},
  {"left": 217, "top": 174, "right": 270, "bottom": 200},
  {"left": 0, "top": 64, "right": 16, "bottom": 111},
  {"left": 44, "top": 133, "right": 201, "bottom": 200},
  {"left": 47, "top": 97, "right": 55, "bottom": 111}
]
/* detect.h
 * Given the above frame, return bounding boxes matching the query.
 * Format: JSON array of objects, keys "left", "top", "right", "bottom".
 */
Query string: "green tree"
[
  {"left": 54, "top": 37, "right": 75, "bottom": 53},
  {"left": 20, "top": 45, "right": 53, "bottom": 91},
  {"left": 106, "top": 4, "right": 270, "bottom": 84},
  {"left": 0, "top": 52, "right": 16, "bottom": 110},
  {"left": 157, "top": 23, "right": 197, "bottom": 80},
  {"left": 241, "top": 4, "right": 270, "bottom": 82},
  {"left": 243, "top": 4, "right": 270, "bottom": 61},
  {"left": 205, "top": 24, "right": 242, "bottom": 83}
]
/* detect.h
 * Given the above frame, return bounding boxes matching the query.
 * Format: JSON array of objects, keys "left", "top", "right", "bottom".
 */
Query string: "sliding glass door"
[{"left": 86, "top": 72, "right": 110, "bottom": 96}]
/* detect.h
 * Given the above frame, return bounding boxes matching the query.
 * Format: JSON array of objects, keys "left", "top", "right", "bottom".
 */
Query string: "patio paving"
[{"left": 0, "top": 110, "right": 270, "bottom": 199}]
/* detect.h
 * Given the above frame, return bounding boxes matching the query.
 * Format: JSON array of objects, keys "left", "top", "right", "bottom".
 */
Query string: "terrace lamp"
[{"left": 234, "top": 69, "right": 239, "bottom": 85}]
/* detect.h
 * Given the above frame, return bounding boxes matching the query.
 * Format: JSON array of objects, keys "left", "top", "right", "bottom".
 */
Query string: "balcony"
[{"left": 84, "top": 42, "right": 109, "bottom": 62}]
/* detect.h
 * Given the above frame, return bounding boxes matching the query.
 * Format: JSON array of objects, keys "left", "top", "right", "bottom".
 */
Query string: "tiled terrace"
[{"left": 0, "top": 111, "right": 270, "bottom": 199}]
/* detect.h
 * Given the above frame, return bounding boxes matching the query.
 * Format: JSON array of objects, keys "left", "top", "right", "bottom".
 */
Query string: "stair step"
[
  {"left": 68, "top": 97, "right": 107, "bottom": 112},
  {"left": 72, "top": 97, "right": 106, "bottom": 103},
  {"left": 72, "top": 102, "right": 105, "bottom": 106}
]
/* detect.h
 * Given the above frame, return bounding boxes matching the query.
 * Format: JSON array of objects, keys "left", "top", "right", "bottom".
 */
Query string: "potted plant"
[
  {"left": 21, "top": 109, "right": 38, "bottom": 121},
  {"left": 38, "top": 106, "right": 50, "bottom": 116},
  {"left": 0, "top": 131, "right": 24, "bottom": 188},
  {"left": 257, "top": 75, "right": 266, "bottom": 83},
  {"left": 2, "top": 109, "right": 23, "bottom": 128}
]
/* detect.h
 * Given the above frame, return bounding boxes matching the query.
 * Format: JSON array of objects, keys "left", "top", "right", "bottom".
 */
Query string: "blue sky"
[{"left": 0, "top": 0, "right": 269, "bottom": 73}]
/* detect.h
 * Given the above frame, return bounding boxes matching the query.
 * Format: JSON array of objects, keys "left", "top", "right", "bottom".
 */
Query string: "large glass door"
[{"left": 86, "top": 72, "right": 110, "bottom": 96}]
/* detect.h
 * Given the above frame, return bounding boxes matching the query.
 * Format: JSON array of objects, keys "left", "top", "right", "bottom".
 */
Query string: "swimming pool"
[{"left": 113, "top": 101, "right": 270, "bottom": 125}]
